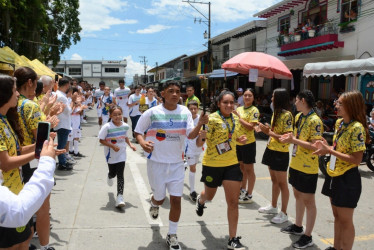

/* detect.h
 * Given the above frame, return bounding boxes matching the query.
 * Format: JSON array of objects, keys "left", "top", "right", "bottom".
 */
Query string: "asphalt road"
[{"left": 31, "top": 109, "right": 374, "bottom": 250}]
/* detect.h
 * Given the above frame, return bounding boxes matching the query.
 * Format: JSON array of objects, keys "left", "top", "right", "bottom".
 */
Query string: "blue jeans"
[
  {"left": 57, "top": 128, "right": 71, "bottom": 165},
  {"left": 130, "top": 115, "right": 141, "bottom": 137}
]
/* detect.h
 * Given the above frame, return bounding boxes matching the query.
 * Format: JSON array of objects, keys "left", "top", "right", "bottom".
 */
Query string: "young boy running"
[
  {"left": 135, "top": 81, "right": 208, "bottom": 250},
  {"left": 185, "top": 100, "right": 204, "bottom": 202}
]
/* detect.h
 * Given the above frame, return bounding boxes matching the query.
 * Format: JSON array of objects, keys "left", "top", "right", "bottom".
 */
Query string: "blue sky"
[{"left": 62, "top": 0, "right": 278, "bottom": 83}]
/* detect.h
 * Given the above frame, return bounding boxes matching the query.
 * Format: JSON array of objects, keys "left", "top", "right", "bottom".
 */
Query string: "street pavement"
[{"left": 31, "top": 109, "right": 374, "bottom": 250}]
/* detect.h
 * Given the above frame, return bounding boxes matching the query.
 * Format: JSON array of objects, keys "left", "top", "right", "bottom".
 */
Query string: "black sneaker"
[
  {"left": 292, "top": 235, "right": 313, "bottom": 249},
  {"left": 325, "top": 247, "right": 336, "bottom": 250},
  {"left": 73, "top": 152, "right": 85, "bottom": 157},
  {"left": 69, "top": 151, "right": 74, "bottom": 155},
  {"left": 281, "top": 224, "right": 304, "bottom": 235},
  {"left": 46, "top": 247, "right": 55, "bottom": 250},
  {"left": 29, "top": 244, "right": 37, "bottom": 250},
  {"left": 227, "top": 236, "right": 245, "bottom": 249},
  {"left": 57, "top": 164, "right": 73, "bottom": 171},
  {"left": 195, "top": 195, "right": 206, "bottom": 216},
  {"left": 189, "top": 191, "right": 197, "bottom": 202}
]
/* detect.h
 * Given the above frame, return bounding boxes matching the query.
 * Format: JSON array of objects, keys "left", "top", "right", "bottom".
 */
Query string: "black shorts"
[
  {"left": 0, "top": 219, "right": 32, "bottom": 248},
  {"left": 261, "top": 148, "right": 289, "bottom": 172},
  {"left": 236, "top": 142, "right": 256, "bottom": 164},
  {"left": 321, "top": 167, "right": 362, "bottom": 208},
  {"left": 200, "top": 164, "right": 242, "bottom": 188},
  {"left": 289, "top": 167, "right": 318, "bottom": 194},
  {"left": 22, "top": 163, "right": 36, "bottom": 184}
]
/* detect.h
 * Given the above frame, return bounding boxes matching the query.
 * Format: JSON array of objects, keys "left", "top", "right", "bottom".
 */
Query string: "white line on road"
[{"left": 128, "top": 162, "right": 163, "bottom": 227}]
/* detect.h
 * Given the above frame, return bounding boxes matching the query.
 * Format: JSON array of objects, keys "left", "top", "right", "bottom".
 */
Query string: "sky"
[{"left": 62, "top": 0, "right": 279, "bottom": 84}]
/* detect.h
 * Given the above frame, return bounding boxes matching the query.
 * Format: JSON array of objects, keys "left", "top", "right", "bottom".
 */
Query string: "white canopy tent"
[{"left": 303, "top": 57, "right": 374, "bottom": 77}]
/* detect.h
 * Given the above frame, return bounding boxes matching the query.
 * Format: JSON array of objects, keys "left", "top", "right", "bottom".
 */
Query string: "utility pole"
[
  {"left": 139, "top": 56, "right": 148, "bottom": 84},
  {"left": 155, "top": 62, "right": 158, "bottom": 81},
  {"left": 182, "top": 0, "right": 211, "bottom": 72}
]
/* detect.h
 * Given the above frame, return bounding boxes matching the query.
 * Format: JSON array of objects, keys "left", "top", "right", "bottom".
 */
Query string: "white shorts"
[
  {"left": 102, "top": 114, "right": 110, "bottom": 124},
  {"left": 186, "top": 154, "right": 200, "bottom": 166},
  {"left": 68, "top": 129, "right": 81, "bottom": 141},
  {"left": 147, "top": 160, "right": 185, "bottom": 201},
  {"left": 119, "top": 105, "right": 129, "bottom": 118},
  {"left": 97, "top": 108, "right": 102, "bottom": 118}
]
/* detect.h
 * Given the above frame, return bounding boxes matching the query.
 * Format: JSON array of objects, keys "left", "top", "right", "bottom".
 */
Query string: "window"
[
  {"left": 68, "top": 67, "right": 81, "bottom": 75},
  {"left": 341, "top": 0, "right": 358, "bottom": 23},
  {"left": 278, "top": 15, "right": 290, "bottom": 35},
  {"left": 300, "top": 2, "right": 327, "bottom": 27},
  {"left": 251, "top": 38, "right": 256, "bottom": 51},
  {"left": 184, "top": 61, "right": 189, "bottom": 70},
  {"left": 104, "top": 68, "right": 119, "bottom": 73},
  {"left": 190, "top": 57, "right": 197, "bottom": 71},
  {"left": 223, "top": 44, "right": 229, "bottom": 60},
  {"left": 52, "top": 67, "right": 64, "bottom": 73}
]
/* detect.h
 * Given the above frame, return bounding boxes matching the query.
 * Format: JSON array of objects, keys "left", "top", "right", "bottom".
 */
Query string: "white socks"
[
  {"left": 74, "top": 140, "right": 79, "bottom": 154},
  {"left": 189, "top": 172, "right": 195, "bottom": 193},
  {"left": 69, "top": 141, "right": 74, "bottom": 152},
  {"left": 168, "top": 220, "right": 178, "bottom": 235}
]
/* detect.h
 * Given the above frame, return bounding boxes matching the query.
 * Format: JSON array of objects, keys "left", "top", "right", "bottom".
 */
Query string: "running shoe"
[
  {"left": 29, "top": 244, "right": 37, "bottom": 250},
  {"left": 258, "top": 204, "right": 278, "bottom": 214},
  {"left": 189, "top": 191, "right": 197, "bottom": 202},
  {"left": 239, "top": 189, "right": 246, "bottom": 199},
  {"left": 239, "top": 192, "right": 253, "bottom": 204},
  {"left": 107, "top": 175, "right": 114, "bottom": 187},
  {"left": 149, "top": 195, "right": 159, "bottom": 219},
  {"left": 271, "top": 211, "right": 288, "bottom": 224},
  {"left": 325, "top": 247, "right": 336, "bottom": 250},
  {"left": 292, "top": 235, "right": 313, "bottom": 249},
  {"left": 281, "top": 224, "right": 304, "bottom": 235},
  {"left": 195, "top": 195, "right": 206, "bottom": 216},
  {"left": 227, "top": 236, "right": 245, "bottom": 249},
  {"left": 69, "top": 151, "right": 74, "bottom": 155},
  {"left": 115, "top": 194, "right": 125, "bottom": 208},
  {"left": 45, "top": 247, "right": 55, "bottom": 250},
  {"left": 57, "top": 164, "right": 73, "bottom": 171},
  {"left": 166, "top": 234, "right": 181, "bottom": 250},
  {"left": 73, "top": 152, "right": 85, "bottom": 157}
]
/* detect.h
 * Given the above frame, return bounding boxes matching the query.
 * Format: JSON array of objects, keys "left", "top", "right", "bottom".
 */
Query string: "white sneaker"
[
  {"left": 258, "top": 204, "right": 278, "bottom": 214},
  {"left": 115, "top": 194, "right": 125, "bottom": 208},
  {"left": 239, "top": 189, "right": 246, "bottom": 199},
  {"left": 166, "top": 234, "right": 181, "bottom": 250},
  {"left": 82, "top": 120, "right": 87, "bottom": 124},
  {"left": 271, "top": 211, "right": 288, "bottom": 224},
  {"left": 107, "top": 176, "right": 114, "bottom": 187}
]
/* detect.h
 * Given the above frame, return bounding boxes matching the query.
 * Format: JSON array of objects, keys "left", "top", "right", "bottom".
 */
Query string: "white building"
[
  {"left": 253, "top": 0, "right": 374, "bottom": 101},
  {"left": 48, "top": 60, "right": 127, "bottom": 88}
]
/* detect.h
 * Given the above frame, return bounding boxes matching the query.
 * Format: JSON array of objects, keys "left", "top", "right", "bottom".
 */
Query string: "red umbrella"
[{"left": 221, "top": 52, "right": 292, "bottom": 80}]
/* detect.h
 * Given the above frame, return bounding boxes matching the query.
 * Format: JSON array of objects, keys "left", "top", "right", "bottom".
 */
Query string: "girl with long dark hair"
[
  {"left": 196, "top": 91, "right": 248, "bottom": 249},
  {"left": 313, "top": 91, "right": 369, "bottom": 250},
  {"left": 279, "top": 90, "right": 323, "bottom": 248},
  {"left": 258, "top": 88, "right": 293, "bottom": 224},
  {"left": 0, "top": 75, "right": 37, "bottom": 249}
]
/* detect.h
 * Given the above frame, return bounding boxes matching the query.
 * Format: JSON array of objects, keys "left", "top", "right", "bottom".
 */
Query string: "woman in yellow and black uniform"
[
  {"left": 0, "top": 75, "right": 37, "bottom": 248},
  {"left": 15, "top": 67, "right": 55, "bottom": 250},
  {"left": 233, "top": 88, "right": 259, "bottom": 204},
  {"left": 314, "top": 91, "right": 369, "bottom": 250},
  {"left": 258, "top": 88, "right": 293, "bottom": 224},
  {"left": 279, "top": 90, "right": 323, "bottom": 249},
  {"left": 195, "top": 91, "right": 248, "bottom": 250}
]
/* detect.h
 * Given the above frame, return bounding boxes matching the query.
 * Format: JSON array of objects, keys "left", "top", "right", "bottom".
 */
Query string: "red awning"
[{"left": 256, "top": 0, "right": 308, "bottom": 19}]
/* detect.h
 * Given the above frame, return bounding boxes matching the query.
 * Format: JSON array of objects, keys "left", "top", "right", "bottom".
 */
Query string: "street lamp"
[{"left": 204, "top": 30, "right": 208, "bottom": 39}]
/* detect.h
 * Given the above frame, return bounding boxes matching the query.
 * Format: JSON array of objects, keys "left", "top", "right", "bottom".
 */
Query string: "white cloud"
[
  {"left": 135, "top": 24, "right": 173, "bottom": 34},
  {"left": 123, "top": 55, "right": 151, "bottom": 83},
  {"left": 71, "top": 53, "right": 83, "bottom": 60},
  {"left": 146, "top": 0, "right": 279, "bottom": 22},
  {"left": 79, "top": 0, "right": 137, "bottom": 33}
]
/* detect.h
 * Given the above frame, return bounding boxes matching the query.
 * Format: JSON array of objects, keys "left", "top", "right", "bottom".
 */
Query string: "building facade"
[{"left": 48, "top": 60, "right": 127, "bottom": 88}]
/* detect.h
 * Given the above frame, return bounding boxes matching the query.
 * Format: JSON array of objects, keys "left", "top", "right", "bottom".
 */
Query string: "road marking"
[
  {"left": 321, "top": 234, "right": 374, "bottom": 245},
  {"left": 256, "top": 177, "right": 271, "bottom": 180},
  {"left": 128, "top": 162, "right": 163, "bottom": 227}
]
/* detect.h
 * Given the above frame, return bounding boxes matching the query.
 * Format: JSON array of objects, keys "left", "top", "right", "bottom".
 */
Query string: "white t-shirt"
[
  {"left": 185, "top": 115, "right": 204, "bottom": 156},
  {"left": 114, "top": 87, "right": 131, "bottom": 107},
  {"left": 237, "top": 96, "right": 244, "bottom": 106},
  {"left": 98, "top": 121, "right": 130, "bottom": 164},
  {"left": 94, "top": 89, "right": 105, "bottom": 108},
  {"left": 135, "top": 104, "right": 195, "bottom": 163},
  {"left": 146, "top": 97, "right": 158, "bottom": 109},
  {"left": 55, "top": 90, "right": 72, "bottom": 130},
  {"left": 128, "top": 94, "right": 141, "bottom": 117}
]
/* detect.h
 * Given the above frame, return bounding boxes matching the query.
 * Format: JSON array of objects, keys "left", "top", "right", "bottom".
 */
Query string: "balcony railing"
[{"left": 278, "top": 22, "right": 339, "bottom": 47}]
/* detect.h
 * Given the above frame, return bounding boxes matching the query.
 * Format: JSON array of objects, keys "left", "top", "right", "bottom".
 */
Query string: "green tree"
[{"left": 0, "top": 0, "right": 81, "bottom": 66}]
